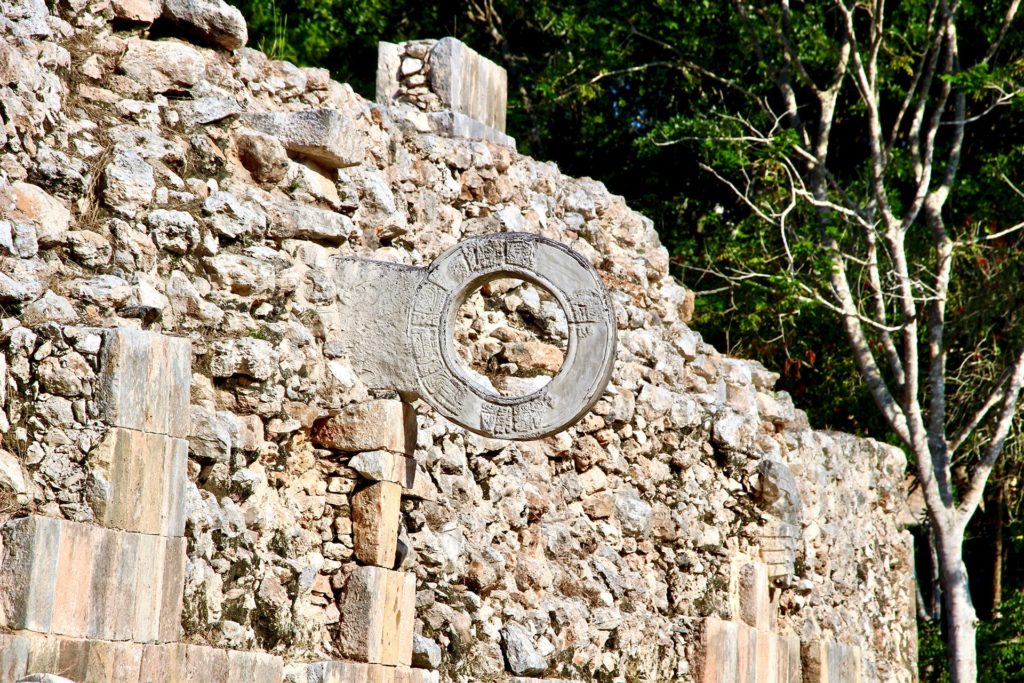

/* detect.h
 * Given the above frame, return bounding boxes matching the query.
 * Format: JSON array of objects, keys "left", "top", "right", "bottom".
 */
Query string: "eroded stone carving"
[{"left": 334, "top": 233, "right": 617, "bottom": 440}]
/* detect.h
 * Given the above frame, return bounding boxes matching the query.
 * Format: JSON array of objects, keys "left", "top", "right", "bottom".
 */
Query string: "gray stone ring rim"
[{"left": 408, "top": 233, "right": 617, "bottom": 440}]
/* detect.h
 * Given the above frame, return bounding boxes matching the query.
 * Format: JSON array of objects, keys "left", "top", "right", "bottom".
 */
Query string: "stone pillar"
[
  {"left": 376, "top": 37, "right": 515, "bottom": 148},
  {"left": 0, "top": 328, "right": 284, "bottom": 682}
]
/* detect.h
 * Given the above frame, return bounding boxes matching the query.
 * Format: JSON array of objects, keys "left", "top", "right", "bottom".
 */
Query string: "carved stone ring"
[{"left": 334, "top": 233, "right": 617, "bottom": 440}]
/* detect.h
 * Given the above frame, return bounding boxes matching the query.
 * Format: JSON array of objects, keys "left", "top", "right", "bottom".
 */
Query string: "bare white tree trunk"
[{"left": 936, "top": 520, "right": 978, "bottom": 682}]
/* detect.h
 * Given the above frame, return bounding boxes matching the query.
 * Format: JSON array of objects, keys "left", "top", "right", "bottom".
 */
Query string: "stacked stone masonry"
[{"left": 0, "top": 0, "right": 915, "bottom": 681}]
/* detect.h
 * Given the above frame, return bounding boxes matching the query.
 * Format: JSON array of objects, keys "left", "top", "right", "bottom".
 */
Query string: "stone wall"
[{"left": 0, "top": 1, "right": 915, "bottom": 681}]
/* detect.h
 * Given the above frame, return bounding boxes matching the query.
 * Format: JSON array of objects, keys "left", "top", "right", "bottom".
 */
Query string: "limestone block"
[
  {"left": 23, "top": 631, "right": 61, "bottom": 673},
  {"left": 185, "top": 644, "right": 229, "bottom": 680},
  {"left": 352, "top": 481, "right": 401, "bottom": 567},
  {"left": 291, "top": 661, "right": 440, "bottom": 683},
  {"left": 85, "top": 639, "right": 143, "bottom": 683},
  {"left": 89, "top": 427, "right": 188, "bottom": 537},
  {"left": 312, "top": 400, "right": 416, "bottom": 455},
  {"left": 425, "top": 111, "right": 515, "bottom": 148},
  {"left": 349, "top": 451, "right": 438, "bottom": 502},
  {"left": 132, "top": 533, "right": 166, "bottom": 643},
  {"left": 427, "top": 38, "right": 508, "bottom": 132},
  {"left": 0, "top": 515, "right": 61, "bottom": 633},
  {"left": 375, "top": 42, "right": 401, "bottom": 105},
  {"left": 139, "top": 643, "right": 187, "bottom": 682},
  {"left": 51, "top": 523, "right": 98, "bottom": 638},
  {"left": 734, "top": 560, "right": 771, "bottom": 631},
  {"left": 56, "top": 636, "right": 91, "bottom": 681},
  {"left": 245, "top": 109, "right": 365, "bottom": 169},
  {"left": 699, "top": 618, "right": 738, "bottom": 683},
  {"left": 780, "top": 634, "right": 801, "bottom": 683},
  {"left": 227, "top": 649, "right": 284, "bottom": 683},
  {"left": 159, "top": 537, "right": 187, "bottom": 642},
  {"left": 0, "top": 632, "right": 29, "bottom": 680},
  {"left": 336, "top": 566, "right": 416, "bottom": 665},
  {"left": 98, "top": 328, "right": 191, "bottom": 439},
  {"left": 802, "top": 641, "right": 862, "bottom": 683},
  {"left": 87, "top": 527, "right": 130, "bottom": 640}
]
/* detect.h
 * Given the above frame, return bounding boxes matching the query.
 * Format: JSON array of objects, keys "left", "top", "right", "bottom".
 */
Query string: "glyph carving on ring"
[{"left": 406, "top": 233, "right": 617, "bottom": 440}]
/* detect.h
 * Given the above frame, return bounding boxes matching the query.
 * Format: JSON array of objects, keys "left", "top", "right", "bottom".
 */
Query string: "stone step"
[
  {"left": 0, "top": 633, "right": 283, "bottom": 683},
  {"left": 0, "top": 515, "right": 184, "bottom": 643},
  {"left": 97, "top": 329, "right": 191, "bottom": 439},
  {"left": 698, "top": 618, "right": 800, "bottom": 683},
  {"left": 284, "top": 660, "right": 439, "bottom": 683},
  {"left": 336, "top": 566, "right": 415, "bottom": 666},
  {"left": 88, "top": 427, "right": 187, "bottom": 537}
]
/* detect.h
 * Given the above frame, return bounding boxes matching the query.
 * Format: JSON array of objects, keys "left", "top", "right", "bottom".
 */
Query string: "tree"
[{"left": 637, "top": 2, "right": 1024, "bottom": 680}]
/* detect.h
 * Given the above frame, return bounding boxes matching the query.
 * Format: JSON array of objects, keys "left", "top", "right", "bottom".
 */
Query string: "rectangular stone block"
[
  {"left": 352, "top": 481, "right": 401, "bottom": 567},
  {"left": 0, "top": 515, "right": 61, "bottom": 633},
  {"left": 85, "top": 639, "right": 143, "bottom": 683},
  {"left": 245, "top": 109, "right": 366, "bottom": 169},
  {"left": 396, "top": 668, "right": 440, "bottom": 683},
  {"left": 735, "top": 560, "right": 771, "bottom": 631},
  {"left": 92, "top": 428, "right": 188, "bottom": 537},
  {"left": 348, "top": 450, "right": 437, "bottom": 501},
  {"left": 700, "top": 618, "right": 738, "bottom": 683},
  {"left": 24, "top": 631, "right": 61, "bottom": 673},
  {"left": 56, "top": 636, "right": 91, "bottom": 682},
  {"left": 98, "top": 328, "right": 191, "bottom": 438},
  {"left": 427, "top": 37, "right": 507, "bottom": 132},
  {"left": 802, "top": 640, "right": 861, "bottom": 683},
  {"left": 227, "top": 649, "right": 284, "bottom": 683},
  {"left": 87, "top": 526, "right": 123, "bottom": 640},
  {"left": 312, "top": 399, "right": 417, "bottom": 455},
  {"left": 781, "top": 634, "right": 801, "bottom": 683},
  {"left": 51, "top": 521, "right": 97, "bottom": 637},
  {"left": 133, "top": 532, "right": 167, "bottom": 643},
  {"left": 140, "top": 643, "right": 186, "bottom": 683},
  {"left": 159, "top": 536, "right": 186, "bottom": 642},
  {"left": 0, "top": 632, "right": 29, "bottom": 681},
  {"left": 336, "top": 566, "right": 416, "bottom": 666},
  {"left": 185, "top": 644, "right": 230, "bottom": 681}
]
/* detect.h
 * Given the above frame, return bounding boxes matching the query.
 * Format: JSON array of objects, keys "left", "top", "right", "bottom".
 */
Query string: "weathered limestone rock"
[
  {"left": 245, "top": 110, "right": 365, "bottom": 169},
  {"left": 411, "top": 634, "right": 442, "bottom": 670},
  {"left": 351, "top": 481, "right": 401, "bottom": 567},
  {"left": 802, "top": 641, "right": 863, "bottom": 683},
  {"left": 236, "top": 130, "right": 291, "bottom": 184},
  {"left": 312, "top": 400, "right": 416, "bottom": 455},
  {"left": 102, "top": 149, "right": 155, "bottom": 218},
  {"left": 208, "top": 337, "right": 275, "bottom": 380},
  {"left": 11, "top": 182, "right": 70, "bottom": 247},
  {"left": 500, "top": 622, "right": 547, "bottom": 676},
  {"left": 119, "top": 38, "right": 209, "bottom": 93},
  {"left": 162, "top": 0, "right": 248, "bottom": 51},
  {"left": 336, "top": 566, "right": 415, "bottom": 666},
  {"left": 112, "top": 0, "right": 161, "bottom": 23}
]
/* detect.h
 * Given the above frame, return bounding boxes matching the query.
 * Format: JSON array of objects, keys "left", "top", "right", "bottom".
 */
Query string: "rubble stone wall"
[{"left": 0, "top": 1, "right": 915, "bottom": 681}]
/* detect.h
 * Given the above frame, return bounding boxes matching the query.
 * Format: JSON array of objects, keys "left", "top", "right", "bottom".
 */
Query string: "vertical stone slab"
[
  {"left": 167, "top": 335, "right": 193, "bottom": 439},
  {"left": 801, "top": 641, "right": 827, "bottom": 683},
  {"left": 352, "top": 480, "right": 402, "bottom": 567},
  {"left": 337, "top": 566, "right": 416, "bottom": 665},
  {"left": 24, "top": 631, "right": 61, "bottom": 673},
  {"left": 375, "top": 41, "right": 401, "bottom": 104},
  {"left": 99, "top": 328, "right": 151, "bottom": 432},
  {"left": 736, "top": 561, "right": 771, "bottom": 631},
  {"left": 98, "top": 329, "right": 192, "bottom": 438},
  {"left": 86, "top": 639, "right": 143, "bottom": 683},
  {"left": 827, "top": 643, "right": 862, "bottom": 683},
  {"left": 700, "top": 618, "right": 738, "bottom": 683},
  {"left": 0, "top": 632, "right": 29, "bottom": 681},
  {"left": 159, "top": 536, "right": 186, "bottom": 642},
  {"left": 87, "top": 526, "right": 119, "bottom": 640},
  {"left": 56, "top": 636, "right": 91, "bottom": 682},
  {"left": 427, "top": 37, "right": 507, "bottom": 132},
  {"left": 110, "top": 531, "right": 141, "bottom": 640},
  {"left": 132, "top": 532, "right": 167, "bottom": 643},
  {"left": 0, "top": 515, "right": 61, "bottom": 633},
  {"left": 51, "top": 521, "right": 97, "bottom": 637},
  {"left": 226, "top": 649, "right": 284, "bottom": 683},
  {"left": 161, "top": 437, "right": 188, "bottom": 537},
  {"left": 782, "top": 634, "right": 801, "bottom": 683},
  {"left": 185, "top": 644, "right": 230, "bottom": 681},
  {"left": 140, "top": 643, "right": 186, "bottom": 683}
]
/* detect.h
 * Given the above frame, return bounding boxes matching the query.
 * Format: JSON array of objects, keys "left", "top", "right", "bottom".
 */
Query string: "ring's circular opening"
[{"left": 453, "top": 276, "right": 568, "bottom": 398}]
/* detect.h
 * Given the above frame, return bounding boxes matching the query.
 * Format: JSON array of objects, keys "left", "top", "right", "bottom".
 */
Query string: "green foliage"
[{"left": 921, "top": 591, "right": 1024, "bottom": 682}]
